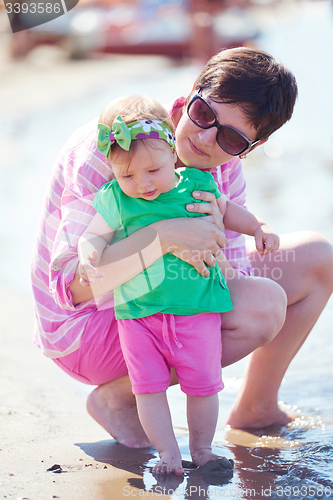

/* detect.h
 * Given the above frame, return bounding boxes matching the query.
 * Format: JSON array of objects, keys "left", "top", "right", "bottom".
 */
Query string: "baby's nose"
[{"left": 137, "top": 175, "right": 151, "bottom": 188}]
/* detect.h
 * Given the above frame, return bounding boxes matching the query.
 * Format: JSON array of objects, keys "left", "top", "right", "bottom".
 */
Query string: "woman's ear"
[
  {"left": 258, "top": 138, "right": 268, "bottom": 146},
  {"left": 256, "top": 138, "right": 268, "bottom": 149},
  {"left": 249, "top": 138, "right": 268, "bottom": 154}
]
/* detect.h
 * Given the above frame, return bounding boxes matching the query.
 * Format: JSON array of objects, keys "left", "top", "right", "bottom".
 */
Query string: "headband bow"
[{"left": 97, "top": 115, "right": 176, "bottom": 158}]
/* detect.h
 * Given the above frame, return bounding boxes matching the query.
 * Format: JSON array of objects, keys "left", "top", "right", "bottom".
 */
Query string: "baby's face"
[{"left": 111, "top": 140, "right": 178, "bottom": 200}]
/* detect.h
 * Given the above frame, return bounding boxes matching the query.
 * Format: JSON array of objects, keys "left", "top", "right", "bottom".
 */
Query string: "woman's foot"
[
  {"left": 153, "top": 449, "right": 184, "bottom": 475},
  {"left": 226, "top": 400, "right": 294, "bottom": 429},
  {"left": 86, "top": 378, "right": 152, "bottom": 448}
]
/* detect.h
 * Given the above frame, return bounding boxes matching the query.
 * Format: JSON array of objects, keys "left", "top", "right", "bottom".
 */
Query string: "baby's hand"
[
  {"left": 79, "top": 250, "right": 104, "bottom": 287},
  {"left": 254, "top": 224, "right": 280, "bottom": 256}
]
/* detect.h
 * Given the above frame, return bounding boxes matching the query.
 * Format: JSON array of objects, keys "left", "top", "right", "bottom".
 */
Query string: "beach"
[{"left": 1, "top": 1, "right": 333, "bottom": 498}]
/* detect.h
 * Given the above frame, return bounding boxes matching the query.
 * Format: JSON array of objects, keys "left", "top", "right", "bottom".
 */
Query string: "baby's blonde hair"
[
  {"left": 99, "top": 94, "right": 174, "bottom": 132},
  {"left": 99, "top": 94, "right": 175, "bottom": 167}
]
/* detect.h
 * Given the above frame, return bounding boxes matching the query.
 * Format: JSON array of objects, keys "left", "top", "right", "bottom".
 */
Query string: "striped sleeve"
[
  {"left": 48, "top": 123, "right": 112, "bottom": 310},
  {"left": 31, "top": 120, "right": 116, "bottom": 357},
  {"left": 49, "top": 191, "right": 97, "bottom": 311}
]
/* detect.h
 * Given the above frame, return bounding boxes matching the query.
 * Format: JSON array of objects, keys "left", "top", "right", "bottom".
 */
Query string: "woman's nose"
[{"left": 197, "top": 127, "right": 216, "bottom": 146}]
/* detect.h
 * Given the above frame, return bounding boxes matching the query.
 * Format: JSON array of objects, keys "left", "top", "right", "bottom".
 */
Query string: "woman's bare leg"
[
  {"left": 87, "top": 375, "right": 152, "bottom": 448},
  {"left": 220, "top": 270, "right": 288, "bottom": 367},
  {"left": 226, "top": 231, "right": 333, "bottom": 428},
  {"left": 87, "top": 369, "right": 179, "bottom": 448},
  {"left": 136, "top": 392, "right": 184, "bottom": 475}
]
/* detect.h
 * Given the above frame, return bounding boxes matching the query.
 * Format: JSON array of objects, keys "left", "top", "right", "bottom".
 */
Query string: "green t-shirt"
[{"left": 93, "top": 167, "right": 233, "bottom": 319}]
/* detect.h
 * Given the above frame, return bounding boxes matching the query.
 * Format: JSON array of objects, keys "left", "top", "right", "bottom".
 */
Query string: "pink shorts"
[
  {"left": 50, "top": 262, "right": 251, "bottom": 386},
  {"left": 52, "top": 307, "right": 127, "bottom": 385},
  {"left": 118, "top": 312, "right": 223, "bottom": 397}
]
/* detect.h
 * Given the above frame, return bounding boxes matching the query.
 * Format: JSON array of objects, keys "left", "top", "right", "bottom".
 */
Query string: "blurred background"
[
  {"left": 1, "top": 0, "right": 332, "bottom": 292},
  {"left": 0, "top": 0, "right": 283, "bottom": 61},
  {"left": 1, "top": 0, "right": 333, "bottom": 495}
]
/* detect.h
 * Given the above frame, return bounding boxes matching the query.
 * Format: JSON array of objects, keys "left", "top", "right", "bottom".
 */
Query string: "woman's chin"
[{"left": 176, "top": 150, "right": 208, "bottom": 169}]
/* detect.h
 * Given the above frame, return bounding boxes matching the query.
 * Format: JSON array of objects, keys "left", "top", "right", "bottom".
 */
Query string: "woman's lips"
[{"left": 189, "top": 138, "right": 206, "bottom": 156}]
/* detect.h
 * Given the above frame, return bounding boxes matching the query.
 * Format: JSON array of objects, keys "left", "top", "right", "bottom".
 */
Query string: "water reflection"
[
  {"left": 223, "top": 414, "right": 333, "bottom": 499},
  {"left": 76, "top": 438, "right": 234, "bottom": 500},
  {"left": 76, "top": 424, "right": 333, "bottom": 499}
]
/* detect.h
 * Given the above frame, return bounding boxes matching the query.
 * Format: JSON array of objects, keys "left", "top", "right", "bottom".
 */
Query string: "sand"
[
  {"left": 0, "top": 286, "right": 243, "bottom": 499},
  {"left": 0, "top": 286, "right": 161, "bottom": 500}
]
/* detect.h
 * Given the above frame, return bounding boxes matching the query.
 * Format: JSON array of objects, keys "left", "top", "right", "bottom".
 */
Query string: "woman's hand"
[
  {"left": 157, "top": 191, "right": 228, "bottom": 277},
  {"left": 186, "top": 190, "right": 225, "bottom": 232}
]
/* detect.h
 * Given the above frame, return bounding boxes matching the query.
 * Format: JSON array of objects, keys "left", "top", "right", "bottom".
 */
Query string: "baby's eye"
[
  {"left": 149, "top": 169, "right": 159, "bottom": 173},
  {"left": 122, "top": 174, "right": 133, "bottom": 179}
]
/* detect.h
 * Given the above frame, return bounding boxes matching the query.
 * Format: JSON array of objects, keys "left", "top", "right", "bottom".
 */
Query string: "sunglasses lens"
[
  {"left": 189, "top": 98, "right": 216, "bottom": 128},
  {"left": 217, "top": 127, "right": 248, "bottom": 155}
]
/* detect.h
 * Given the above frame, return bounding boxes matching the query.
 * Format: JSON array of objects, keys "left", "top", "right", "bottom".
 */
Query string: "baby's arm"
[
  {"left": 78, "top": 213, "right": 116, "bottom": 285},
  {"left": 222, "top": 201, "right": 280, "bottom": 256}
]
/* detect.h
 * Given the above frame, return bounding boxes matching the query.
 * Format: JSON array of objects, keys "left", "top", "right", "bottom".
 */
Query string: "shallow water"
[{"left": 1, "top": 1, "right": 333, "bottom": 497}]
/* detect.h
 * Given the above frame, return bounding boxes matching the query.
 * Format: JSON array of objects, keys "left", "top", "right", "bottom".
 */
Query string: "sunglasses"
[{"left": 187, "top": 92, "right": 260, "bottom": 156}]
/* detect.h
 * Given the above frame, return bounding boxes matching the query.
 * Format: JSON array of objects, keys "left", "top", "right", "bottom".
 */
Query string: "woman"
[{"left": 31, "top": 47, "right": 333, "bottom": 448}]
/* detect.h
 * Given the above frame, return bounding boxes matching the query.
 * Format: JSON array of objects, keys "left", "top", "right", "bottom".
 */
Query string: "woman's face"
[{"left": 175, "top": 94, "right": 259, "bottom": 170}]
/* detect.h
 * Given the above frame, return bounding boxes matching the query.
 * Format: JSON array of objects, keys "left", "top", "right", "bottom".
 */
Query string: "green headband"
[{"left": 97, "top": 115, "right": 176, "bottom": 158}]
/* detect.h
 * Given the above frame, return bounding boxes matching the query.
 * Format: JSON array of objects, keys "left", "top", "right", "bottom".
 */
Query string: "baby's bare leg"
[
  {"left": 136, "top": 392, "right": 184, "bottom": 475},
  {"left": 187, "top": 394, "right": 221, "bottom": 466}
]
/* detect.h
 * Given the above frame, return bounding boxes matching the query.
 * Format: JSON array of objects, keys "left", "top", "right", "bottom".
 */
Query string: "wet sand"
[
  {"left": 0, "top": 286, "right": 124, "bottom": 500},
  {"left": 2, "top": 285, "right": 186, "bottom": 499},
  {"left": 0, "top": 289, "right": 108, "bottom": 500}
]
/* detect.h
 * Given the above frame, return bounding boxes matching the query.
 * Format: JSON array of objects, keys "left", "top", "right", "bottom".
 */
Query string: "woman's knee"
[
  {"left": 306, "top": 232, "right": 333, "bottom": 286},
  {"left": 228, "top": 275, "right": 287, "bottom": 346},
  {"left": 249, "top": 278, "right": 287, "bottom": 345},
  {"left": 265, "top": 278, "right": 287, "bottom": 331}
]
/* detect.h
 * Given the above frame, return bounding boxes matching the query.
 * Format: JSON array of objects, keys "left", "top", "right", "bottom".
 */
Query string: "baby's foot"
[
  {"left": 153, "top": 450, "right": 184, "bottom": 475},
  {"left": 191, "top": 448, "right": 234, "bottom": 472},
  {"left": 191, "top": 447, "right": 221, "bottom": 467}
]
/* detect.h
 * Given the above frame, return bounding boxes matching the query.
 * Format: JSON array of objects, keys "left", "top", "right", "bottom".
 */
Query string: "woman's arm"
[{"left": 69, "top": 208, "right": 227, "bottom": 305}]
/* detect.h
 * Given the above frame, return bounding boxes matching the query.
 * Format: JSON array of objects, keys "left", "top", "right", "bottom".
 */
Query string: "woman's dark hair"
[{"left": 191, "top": 47, "right": 298, "bottom": 140}]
